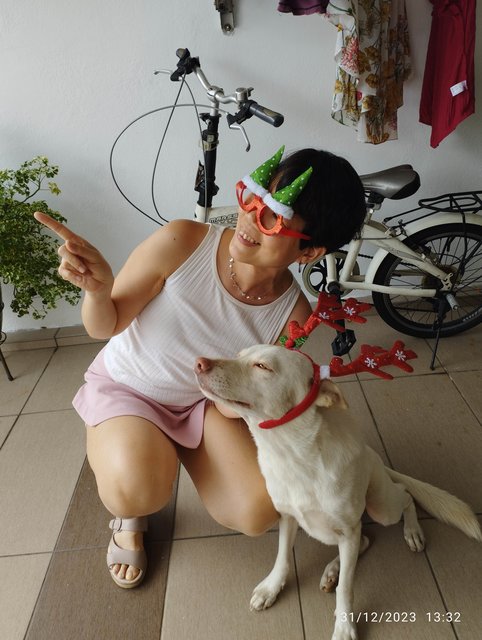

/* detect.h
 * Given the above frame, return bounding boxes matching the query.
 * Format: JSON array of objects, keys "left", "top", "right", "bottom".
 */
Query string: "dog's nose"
[{"left": 195, "top": 357, "right": 212, "bottom": 373}]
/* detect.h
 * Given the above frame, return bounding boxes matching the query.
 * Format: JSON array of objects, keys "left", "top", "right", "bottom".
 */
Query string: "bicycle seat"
[{"left": 360, "top": 165, "right": 420, "bottom": 201}]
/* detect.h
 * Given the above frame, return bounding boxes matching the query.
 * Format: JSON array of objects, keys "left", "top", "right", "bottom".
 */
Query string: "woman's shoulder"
[
  {"left": 160, "top": 219, "right": 211, "bottom": 246},
  {"left": 128, "top": 220, "right": 212, "bottom": 283},
  {"left": 148, "top": 219, "right": 211, "bottom": 259}
]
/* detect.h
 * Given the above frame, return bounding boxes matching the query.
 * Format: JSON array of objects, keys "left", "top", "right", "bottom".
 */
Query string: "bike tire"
[{"left": 372, "top": 222, "right": 482, "bottom": 338}]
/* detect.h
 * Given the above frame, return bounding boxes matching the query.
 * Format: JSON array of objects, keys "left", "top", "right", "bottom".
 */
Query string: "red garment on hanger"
[
  {"left": 419, "top": 0, "right": 476, "bottom": 148},
  {"left": 277, "top": 1, "right": 329, "bottom": 15}
]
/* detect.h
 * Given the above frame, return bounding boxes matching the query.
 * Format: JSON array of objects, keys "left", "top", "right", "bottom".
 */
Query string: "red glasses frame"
[{"left": 235, "top": 181, "right": 312, "bottom": 240}]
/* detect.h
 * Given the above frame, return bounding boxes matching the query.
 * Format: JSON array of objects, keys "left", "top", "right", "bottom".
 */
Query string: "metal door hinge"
[{"left": 214, "top": 0, "right": 235, "bottom": 35}]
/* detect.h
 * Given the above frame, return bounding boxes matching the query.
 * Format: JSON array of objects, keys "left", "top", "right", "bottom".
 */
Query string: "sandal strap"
[
  {"left": 106, "top": 536, "right": 147, "bottom": 572},
  {"left": 109, "top": 516, "right": 148, "bottom": 533}
]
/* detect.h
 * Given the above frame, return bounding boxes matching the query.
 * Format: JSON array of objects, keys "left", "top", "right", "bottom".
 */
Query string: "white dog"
[{"left": 195, "top": 344, "right": 481, "bottom": 640}]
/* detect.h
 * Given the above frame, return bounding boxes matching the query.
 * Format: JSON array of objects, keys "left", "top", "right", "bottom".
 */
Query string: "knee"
[{"left": 90, "top": 453, "right": 177, "bottom": 516}]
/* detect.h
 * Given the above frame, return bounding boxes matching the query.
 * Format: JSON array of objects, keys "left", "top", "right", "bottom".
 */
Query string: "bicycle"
[
  {"left": 111, "top": 48, "right": 482, "bottom": 350},
  {"left": 302, "top": 170, "right": 482, "bottom": 341}
]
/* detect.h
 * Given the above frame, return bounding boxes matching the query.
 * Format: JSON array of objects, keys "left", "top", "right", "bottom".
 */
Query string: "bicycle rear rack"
[
  {"left": 383, "top": 190, "right": 482, "bottom": 226},
  {"left": 418, "top": 190, "right": 482, "bottom": 214}
]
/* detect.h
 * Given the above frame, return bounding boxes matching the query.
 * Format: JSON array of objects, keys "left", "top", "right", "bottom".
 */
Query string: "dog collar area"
[{"left": 258, "top": 353, "right": 328, "bottom": 429}]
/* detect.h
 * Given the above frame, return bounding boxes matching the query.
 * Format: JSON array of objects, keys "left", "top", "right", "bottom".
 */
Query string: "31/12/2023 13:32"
[{"left": 339, "top": 611, "right": 462, "bottom": 624}]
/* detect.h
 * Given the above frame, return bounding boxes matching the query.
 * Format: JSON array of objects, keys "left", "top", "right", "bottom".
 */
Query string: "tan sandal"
[{"left": 106, "top": 516, "right": 148, "bottom": 589}]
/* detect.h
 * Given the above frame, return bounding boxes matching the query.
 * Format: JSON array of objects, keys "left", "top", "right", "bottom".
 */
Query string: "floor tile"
[
  {"left": 0, "top": 409, "right": 86, "bottom": 555},
  {"left": 0, "top": 415, "right": 15, "bottom": 447},
  {"left": 3, "top": 327, "right": 56, "bottom": 351},
  {"left": 361, "top": 375, "right": 482, "bottom": 511},
  {"left": 55, "top": 334, "right": 107, "bottom": 347},
  {"left": 433, "top": 324, "right": 482, "bottom": 372},
  {"left": 57, "top": 458, "right": 178, "bottom": 551},
  {"left": 0, "top": 348, "right": 54, "bottom": 415},
  {"left": 173, "top": 465, "right": 233, "bottom": 539},
  {"left": 161, "top": 533, "right": 304, "bottom": 640},
  {"left": 2, "top": 338, "right": 57, "bottom": 352},
  {"left": 23, "top": 343, "right": 103, "bottom": 413},
  {"left": 4, "top": 327, "right": 57, "bottom": 344},
  {"left": 423, "top": 517, "right": 482, "bottom": 640},
  {"left": 295, "top": 525, "right": 455, "bottom": 640},
  {"left": 26, "top": 543, "right": 170, "bottom": 640},
  {"left": 55, "top": 325, "right": 88, "bottom": 338},
  {"left": 450, "top": 370, "right": 482, "bottom": 423},
  {"left": 55, "top": 325, "right": 107, "bottom": 346},
  {"left": 0, "top": 553, "right": 51, "bottom": 640}
]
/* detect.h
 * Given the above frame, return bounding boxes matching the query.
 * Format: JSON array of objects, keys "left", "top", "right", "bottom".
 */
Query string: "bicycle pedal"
[{"left": 331, "top": 330, "right": 356, "bottom": 357}]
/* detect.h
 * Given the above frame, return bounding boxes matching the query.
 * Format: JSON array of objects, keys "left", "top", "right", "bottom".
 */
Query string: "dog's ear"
[{"left": 315, "top": 379, "right": 348, "bottom": 410}]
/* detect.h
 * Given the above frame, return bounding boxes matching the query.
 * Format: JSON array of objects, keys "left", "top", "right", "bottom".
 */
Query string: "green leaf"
[{"left": 0, "top": 157, "right": 81, "bottom": 318}]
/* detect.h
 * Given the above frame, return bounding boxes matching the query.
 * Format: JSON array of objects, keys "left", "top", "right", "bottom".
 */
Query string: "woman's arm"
[
  {"left": 105, "top": 219, "right": 207, "bottom": 336},
  {"left": 34, "top": 213, "right": 207, "bottom": 338}
]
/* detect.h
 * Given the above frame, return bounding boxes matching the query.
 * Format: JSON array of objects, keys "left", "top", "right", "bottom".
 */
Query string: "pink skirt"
[{"left": 72, "top": 348, "right": 207, "bottom": 449}]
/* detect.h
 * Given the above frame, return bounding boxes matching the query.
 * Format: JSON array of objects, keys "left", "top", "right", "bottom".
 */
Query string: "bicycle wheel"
[{"left": 372, "top": 222, "right": 482, "bottom": 338}]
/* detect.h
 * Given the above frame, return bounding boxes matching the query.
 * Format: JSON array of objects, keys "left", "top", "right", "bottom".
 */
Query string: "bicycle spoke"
[{"left": 373, "top": 223, "right": 482, "bottom": 337}]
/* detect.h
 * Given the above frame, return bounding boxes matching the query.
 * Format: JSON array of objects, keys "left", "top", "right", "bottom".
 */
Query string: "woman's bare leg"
[
  {"left": 86, "top": 416, "right": 179, "bottom": 582},
  {"left": 177, "top": 404, "right": 278, "bottom": 536}
]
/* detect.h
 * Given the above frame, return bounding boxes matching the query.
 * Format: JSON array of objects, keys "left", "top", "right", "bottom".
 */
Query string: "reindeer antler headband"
[
  {"left": 260, "top": 293, "right": 417, "bottom": 429},
  {"left": 279, "top": 292, "right": 417, "bottom": 380}
]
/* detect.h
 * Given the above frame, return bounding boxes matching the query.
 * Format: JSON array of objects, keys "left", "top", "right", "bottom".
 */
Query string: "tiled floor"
[{"left": 1, "top": 319, "right": 481, "bottom": 640}]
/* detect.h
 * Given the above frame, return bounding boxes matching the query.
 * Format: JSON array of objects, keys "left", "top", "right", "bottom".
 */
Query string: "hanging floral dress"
[{"left": 325, "top": 0, "right": 411, "bottom": 144}]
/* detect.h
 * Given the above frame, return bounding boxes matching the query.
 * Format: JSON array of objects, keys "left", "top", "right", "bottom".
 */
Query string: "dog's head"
[{"left": 195, "top": 344, "right": 347, "bottom": 428}]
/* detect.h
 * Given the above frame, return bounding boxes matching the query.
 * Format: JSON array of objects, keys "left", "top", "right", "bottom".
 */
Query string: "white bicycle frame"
[
  {"left": 323, "top": 208, "right": 482, "bottom": 298},
  {"left": 201, "top": 204, "right": 482, "bottom": 304}
]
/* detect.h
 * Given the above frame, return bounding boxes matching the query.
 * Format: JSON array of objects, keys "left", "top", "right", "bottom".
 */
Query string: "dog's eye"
[{"left": 254, "top": 362, "right": 272, "bottom": 372}]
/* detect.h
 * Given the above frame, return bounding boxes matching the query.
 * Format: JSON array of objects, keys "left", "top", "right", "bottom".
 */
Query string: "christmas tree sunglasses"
[{"left": 236, "top": 146, "right": 313, "bottom": 240}]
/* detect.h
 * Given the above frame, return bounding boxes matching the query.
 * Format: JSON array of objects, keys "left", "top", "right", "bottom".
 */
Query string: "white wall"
[{"left": 1, "top": 0, "right": 481, "bottom": 331}]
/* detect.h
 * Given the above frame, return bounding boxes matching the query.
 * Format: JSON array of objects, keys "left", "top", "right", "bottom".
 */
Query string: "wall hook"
[{"left": 214, "top": 0, "right": 235, "bottom": 35}]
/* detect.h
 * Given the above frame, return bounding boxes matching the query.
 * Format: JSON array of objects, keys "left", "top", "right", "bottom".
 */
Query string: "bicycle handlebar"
[
  {"left": 171, "top": 47, "right": 284, "bottom": 127},
  {"left": 247, "top": 102, "right": 284, "bottom": 127}
]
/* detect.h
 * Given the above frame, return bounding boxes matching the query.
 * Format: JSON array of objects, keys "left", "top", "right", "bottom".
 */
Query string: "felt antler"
[
  {"left": 279, "top": 292, "right": 418, "bottom": 379},
  {"left": 279, "top": 292, "right": 372, "bottom": 349},
  {"left": 312, "top": 292, "right": 372, "bottom": 331},
  {"left": 329, "top": 341, "right": 417, "bottom": 380}
]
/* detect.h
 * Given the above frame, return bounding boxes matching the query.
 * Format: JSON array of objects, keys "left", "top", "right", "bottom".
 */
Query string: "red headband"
[{"left": 258, "top": 352, "right": 327, "bottom": 429}]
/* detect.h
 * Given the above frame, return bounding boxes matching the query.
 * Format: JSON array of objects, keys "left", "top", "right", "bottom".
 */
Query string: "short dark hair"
[{"left": 271, "top": 148, "right": 366, "bottom": 253}]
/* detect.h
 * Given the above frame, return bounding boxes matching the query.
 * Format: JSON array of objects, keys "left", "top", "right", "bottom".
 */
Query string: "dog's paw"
[
  {"left": 404, "top": 524, "right": 426, "bottom": 552},
  {"left": 332, "top": 620, "right": 358, "bottom": 640},
  {"left": 320, "top": 557, "right": 340, "bottom": 593},
  {"left": 250, "top": 580, "right": 284, "bottom": 611}
]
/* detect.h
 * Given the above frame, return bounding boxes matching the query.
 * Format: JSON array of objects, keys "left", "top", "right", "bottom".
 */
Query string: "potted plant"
[{"left": 0, "top": 156, "right": 81, "bottom": 349}]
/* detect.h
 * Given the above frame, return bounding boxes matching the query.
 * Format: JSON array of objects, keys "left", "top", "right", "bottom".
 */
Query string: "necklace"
[{"left": 228, "top": 256, "right": 269, "bottom": 301}]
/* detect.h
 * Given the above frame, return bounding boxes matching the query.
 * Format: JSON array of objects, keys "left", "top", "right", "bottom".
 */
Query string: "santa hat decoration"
[
  {"left": 241, "top": 146, "right": 313, "bottom": 220},
  {"left": 242, "top": 146, "right": 285, "bottom": 197},
  {"left": 264, "top": 166, "right": 313, "bottom": 219}
]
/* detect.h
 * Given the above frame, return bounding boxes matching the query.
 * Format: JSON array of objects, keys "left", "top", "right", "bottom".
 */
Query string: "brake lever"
[{"left": 227, "top": 121, "right": 251, "bottom": 152}]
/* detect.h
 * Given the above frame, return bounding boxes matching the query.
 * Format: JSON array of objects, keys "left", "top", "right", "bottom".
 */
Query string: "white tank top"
[{"left": 104, "top": 224, "right": 301, "bottom": 405}]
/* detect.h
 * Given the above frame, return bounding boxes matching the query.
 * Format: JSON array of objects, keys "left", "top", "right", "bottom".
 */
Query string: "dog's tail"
[{"left": 386, "top": 468, "right": 482, "bottom": 542}]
